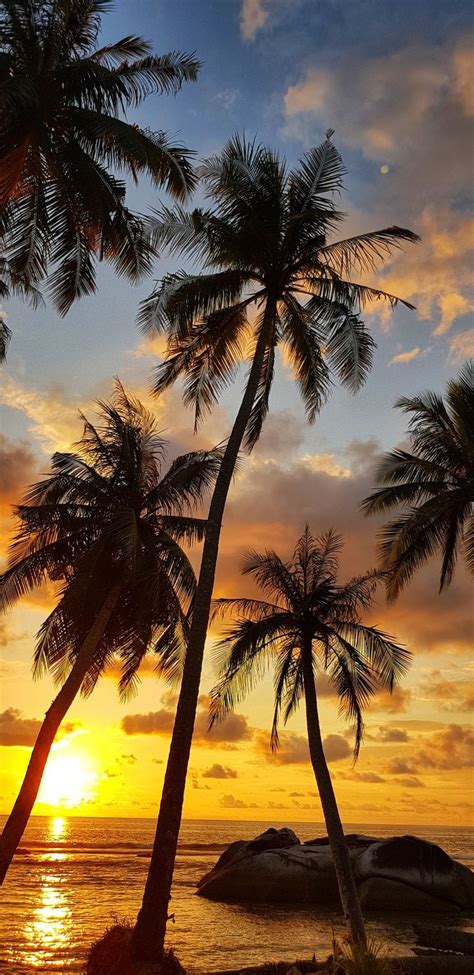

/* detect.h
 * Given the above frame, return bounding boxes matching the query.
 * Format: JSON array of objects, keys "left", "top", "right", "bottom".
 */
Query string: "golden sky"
[{"left": 1, "top": 0, "right": 473, "bottom": 826}]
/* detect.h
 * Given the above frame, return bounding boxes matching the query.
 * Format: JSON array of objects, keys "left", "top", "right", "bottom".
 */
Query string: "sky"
[{"left": 0, "top": 0, "right": 473, "bottom": 828}]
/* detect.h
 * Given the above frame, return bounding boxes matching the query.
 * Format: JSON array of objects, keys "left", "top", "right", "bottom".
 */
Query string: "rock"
[
  {"left": 197, "top": 829, "right": 474, "bottom": 914},
  {"left": 247, "top": 827, "right": 300, "bottom": 853},
  {"left": 358, "top": 876, "right": 458, "bottom": 912},
  {"left": 413, "top": 923, "right": 474, "bottom": 954},
  {"left": 354, "top": 835, "right": 474, "bottom": 911}
]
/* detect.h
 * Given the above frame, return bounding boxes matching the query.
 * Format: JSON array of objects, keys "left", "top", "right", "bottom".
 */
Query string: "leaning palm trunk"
[
  {"left": 131, "top": 312, "right": 275, "bottom": 961},
  {"left": 0, "top": 586, "right": 120, "bottom": 885},
  {"left": 301, "top": 644, "right": 367, "bottom": 947}
]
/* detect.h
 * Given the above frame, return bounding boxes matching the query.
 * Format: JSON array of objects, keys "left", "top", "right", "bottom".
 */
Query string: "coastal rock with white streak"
[{"left": 197, "top": 828, "right": 474, "bottom": 913}]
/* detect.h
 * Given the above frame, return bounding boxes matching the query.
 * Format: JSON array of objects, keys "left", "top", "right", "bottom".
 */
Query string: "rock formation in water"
[{"left": 197, "top": 828, "right": 474, "bottom": 914}]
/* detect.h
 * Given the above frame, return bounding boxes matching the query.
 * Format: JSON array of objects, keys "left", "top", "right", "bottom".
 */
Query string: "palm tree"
[
  {"left": 209, "top": 527, "right": 410, "bottom": 947},
  {"left": 0, "top": 381, "right": 220, "bottom": 883},
  {"left": 0, "top": 0, "right": 200, "bottom": 355},
  {"left": 362, "top": 361, "right": 474, "bottom": 600},
  {"left": 131, "top": 133, "right": 418, "bottom": 962}
]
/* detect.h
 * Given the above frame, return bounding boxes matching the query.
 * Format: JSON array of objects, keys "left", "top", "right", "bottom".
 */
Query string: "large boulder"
[{"left": 197, "top": 828, "right": 474, "bottom": 914}]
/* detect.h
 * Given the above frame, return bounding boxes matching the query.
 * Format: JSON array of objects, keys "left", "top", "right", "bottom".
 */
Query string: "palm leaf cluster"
[
  {"left": 0, "top": 381, "right": 221, "bottom": 697},
  {"left": 210, "top": 527, "right": 410, "bottom": 758},
  {"left": 139, "top": 133, "right": 418, "bottom": 450},
  {"left": 0, "top": 0, "right": 199, "bottom": 316},
  {"left": 362, "top": 361, "right": 474, "bottom": 599}
]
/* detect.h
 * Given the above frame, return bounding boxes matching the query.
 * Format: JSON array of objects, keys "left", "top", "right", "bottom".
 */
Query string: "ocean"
[{"left": 0, "top": 816, "right": 472, "bottom": 974}]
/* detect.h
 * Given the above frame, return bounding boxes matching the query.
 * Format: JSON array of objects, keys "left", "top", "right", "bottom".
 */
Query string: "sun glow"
[{"left": 38, "top": 754, "right": 98, "bottom": 809}]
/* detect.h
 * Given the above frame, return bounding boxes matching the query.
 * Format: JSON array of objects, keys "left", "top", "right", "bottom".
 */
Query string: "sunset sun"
[{"left": 38, "top": 755, "right": 97, "bottom": 810}]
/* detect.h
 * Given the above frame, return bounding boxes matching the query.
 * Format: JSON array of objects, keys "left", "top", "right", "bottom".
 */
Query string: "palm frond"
[
  {"left": 364, "top": 365, "right": 473, "bottom": 595},
  {"left": 324, "top": 313, "right": 375, "bottom": 393},
  {"left": 280, "top": 294, "right": 330, "bottom": 422},
  {"left": 319, "top": 227, "right": 420, "bottom": 277},
  {"left": 290, "top": 136, "right": 346, "bottom": 212},
  {"left": 0, "top": 316, "right": 12, "bottom": 362}
]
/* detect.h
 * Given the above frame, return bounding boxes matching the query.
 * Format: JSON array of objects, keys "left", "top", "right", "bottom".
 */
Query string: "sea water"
[{"left": 0, "top": 816, "right": 473, "bottom": 974}]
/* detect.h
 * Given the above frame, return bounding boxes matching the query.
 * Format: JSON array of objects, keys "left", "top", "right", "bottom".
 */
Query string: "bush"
[
  {"left": 329, "top": 937, "right": 394, "bottom": 975},
  {"left": 86, "top": 921, "right": 186, "bottom": 975}
]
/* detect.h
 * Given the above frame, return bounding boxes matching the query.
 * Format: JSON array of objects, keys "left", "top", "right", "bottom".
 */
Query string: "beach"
[{"left": 1, "top": 816, "right": 473, "bottom": 974}]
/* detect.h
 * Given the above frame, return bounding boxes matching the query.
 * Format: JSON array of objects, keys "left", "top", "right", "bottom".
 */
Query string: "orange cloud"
[
  {"left": 386, "top": 723, "right": 474, "bottom": 774},
  {"left": 412, "top": 724, "right": 474, "bottom": 771},
  {"left": 215, "top": 437, "right": 473, "bottom": 658},
  {"left": 389, "top": 347, "right": 421, "bottom": 365},
  {"left": 0, "top": 375, "right": 82, "bottom": 453},
  {"left": 240, "top": 0, "right": 269, "bottom": 39},
  {"left": 284, "top": 39, "right": 474, "bottom": 198},
  {"left": 369, "top": 686, "right": 412, "bottom": 714},
  {"left": 284, "top": 39, "right": 474, "bottom": 339},
  {"left": 121, "top": 699, "right": 252, "bottom": 747},
  {"left": 300, "top": 453, "right": 351, "bottom": 478},
  {"left": 202, "top": 763, "right": 238, "bottom": 779},
  {"left": 371, "top": 207, "right": 474, "bottom": 337},
  {"left": 254, "top": 730, "right": 350, "bottom": 764},
  {"left": 0, "top": 708, "right": 80, "bottom": 747},
  {"left": 0, "top": 434, "right": 36, "bottom": 504},
  {"left": 449, "top": 328, "right": 474, "bottom": 363},
  {"left": 418, "top": 669, "right": 473, "bottom": 712}
]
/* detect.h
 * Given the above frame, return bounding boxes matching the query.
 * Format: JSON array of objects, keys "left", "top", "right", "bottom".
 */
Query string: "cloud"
[
  {"left": 323, "top": 734, "right": 351, "bottom": 763},
  {"left": 192, "top": 777, "right": 210, "bottom": 790},
  {"left": 0, "top": 434, "right": 36, "bottom": 503},
  {"left": 301, "top": 453, "right": 351, "bottom": 478},
  {"left": 219, "top": 793, "right": 257, "bottom": 809},
  {"left": 338, "top": 770, "right": 385, "bottom": 783},
  {"left": 379, "top": 208, "right": 474, "bottom": 337},
  {"left": 0, "top": 708, "right": 41, "bottom": 746},
  {"left": 253, "top": 409, "right": 305, "bottom": 461},
  {"left": 316, "top": 673, "right": 338, "bottom": 698},
  {"left": 369, "top": 686, "right": 412, "bottom": 714},
  {"left": 449, "top": 329, "right": 474, "bottom": 363},
  {"left": 434, "top": 294, "right": 473, "bottom": 336},
  {"left": 283, "top": 39, "right": 474, "bottom": 338},
  {"left": 389, "top": 347, "right": 421, "bottom": 365},
  {"left": 240, "top": 0, "right": 269, "bottom": 39},
  {"left": 377, "top": 727, "right": 410, "bottom": 743},
  {"left": 418, "top": 669, "right": 474, "bottom": 712},
  {"left": 213, "top": 88, "right": 239, "bottom": 111},
  {"left": 412, "top": 723, "right": 474, "bottom": 770},
  {"left": 0, "top": 433, "right": 39, "bottom": 568},
  {"left": 216, "top": 441, "right": 473, "bottom": 658},
  {"left": 121, "top": 709, "right": 175, "bottom": 737},
  {"left": 0, "top": 376, "right": 81, "bottom": 453},
  {"left": 392, "top": 776, "right": 425, "bottom": 788},
  {"left": 194, "top": 708, "right": 252, "bottom": 745},
  {"left": 121, "top": 699, "right": 252, "bottom": 747},
  {"left": 255, "top": 730, "right": 309, "bottom": 765},
  {"left": 0, "top": 708, "right": 80, "bottom": 747},
  {"left": 284, "top": 39, "right": 474, "bottom": 203},
  {"left": 388, "top": 758, "right": 418, "bottom": 775},
  {"left": 387, "top": 723, "right": 474, "bottom": 775},
  {"left": 254, "top": 730, "right": 349, "bottom": 764},
  {"left": 202, "top": 763, "right": 238, "bottom": 779}
]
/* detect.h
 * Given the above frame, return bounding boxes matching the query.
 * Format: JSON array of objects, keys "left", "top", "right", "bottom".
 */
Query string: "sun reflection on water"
[
  {"left": 50, "top": 816, "right": 67, "bottom": 841},
  {"left": 22, "top": 817, "right": 73, "bottom": 967}
]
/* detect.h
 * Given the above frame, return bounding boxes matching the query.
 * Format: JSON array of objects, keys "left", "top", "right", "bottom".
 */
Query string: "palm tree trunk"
[
  {"left": 0, "top": 585, "right": 120, "bottom": 885},
  {"left": 131, "top": 305, "right": 276, "bottom": 963},
  {"left": 301, "top": 642, "right": 367, "bottom": 948}
]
